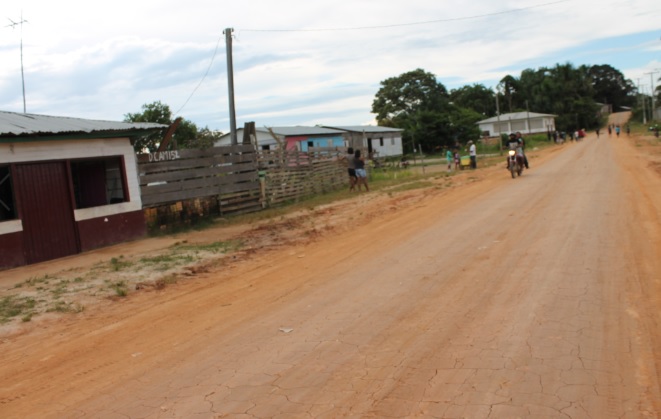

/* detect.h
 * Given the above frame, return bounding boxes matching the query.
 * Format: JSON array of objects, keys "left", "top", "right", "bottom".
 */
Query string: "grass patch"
[
  {"left": 171, "top": 239, "right": 243, "bottom": 254},
  {"left": 51, "top": 281, "right": 70, "bottom": 298},
  {"left": 109, "top": 256, "right": 133, "bottom": 271},
  {"left": 0, "top": 295, "right": 37, "bottom": 323},
  {"left": 139, "top": 253, "right": 196, "bottom": 271},
  {"left": 15, "top": 274, "right": 54, "bottom": 288},
  {"left": 110, "top": 281, "right": 129, "bottom": 297},
  {"left": 47, "top": 301, "right": 85, "bottom": 313}
]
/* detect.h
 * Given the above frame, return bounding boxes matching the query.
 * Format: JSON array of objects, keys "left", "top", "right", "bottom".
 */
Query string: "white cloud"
[{"left": 1, "top": 0, "right": 659, "bottom": 132}]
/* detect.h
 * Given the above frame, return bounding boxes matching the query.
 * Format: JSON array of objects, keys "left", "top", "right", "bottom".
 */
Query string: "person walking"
[
  {"left": 344, "top": 147, "right": 357, "bottom": 192},
  {"left": 467, "top": 141, "right": 477, "bottom": 169},
  {"left": 353, "top": 149, "right": 369, "bottom": 192}
]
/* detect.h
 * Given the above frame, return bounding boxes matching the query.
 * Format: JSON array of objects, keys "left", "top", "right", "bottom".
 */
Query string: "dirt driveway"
[{"left": 1, "top": 113, "right": 660, "bottom": 418}]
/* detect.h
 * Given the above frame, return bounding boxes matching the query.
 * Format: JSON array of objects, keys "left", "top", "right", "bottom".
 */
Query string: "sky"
[{"left": 1, "top": 0, "right": 659, "bottom": 133}]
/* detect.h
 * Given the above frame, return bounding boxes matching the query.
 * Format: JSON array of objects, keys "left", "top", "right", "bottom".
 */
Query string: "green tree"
[
  {"left": 124, "top": 101, "right": 199, "bottom": 152},
  {"left": 371, "top": 68, "right": 449, "bottom": 125},
  {"left": 513, "top": 64, "right": 599, "bottom": 131},
  {"left": 373, "top": 69, "right": 486, "bottom": 153},
  {"left": 498, "top": 75, "right": 520, "bottom": 113},
  {"left": 588, "top": 64, "right": 637, "bottom": 110},
  {"left": 193, "top": 127, "right": 223, "bottom": 149},
  {"left": 517, "top": 67, "right": 550, "bottom": 113},
  {"left": 450, "top": 84, "right": 496, "bottom": 117}
]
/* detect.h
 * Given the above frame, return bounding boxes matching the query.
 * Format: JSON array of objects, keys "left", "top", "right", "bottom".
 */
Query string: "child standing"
[{"left": 446, "top": 148, "right": 453, "bottom": 172}]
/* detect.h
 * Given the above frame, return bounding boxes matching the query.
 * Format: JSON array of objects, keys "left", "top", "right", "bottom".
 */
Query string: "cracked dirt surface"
[{"left": 1, "top": 112, "right": 660, "bottom": 418}]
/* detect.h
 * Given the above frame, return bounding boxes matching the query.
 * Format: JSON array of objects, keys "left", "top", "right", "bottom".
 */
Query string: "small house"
[
  {"left": 322, "top": 126, "right": 404, "bottom": 158},
  {"left": 0, "top": 110, "right": 166, "bottom": 269},
  {"left": 477, "top": 112, "right": 556, "bottom": 137},
  {"left": 215, "top": 126, "right": 346, "bottom": 151}
]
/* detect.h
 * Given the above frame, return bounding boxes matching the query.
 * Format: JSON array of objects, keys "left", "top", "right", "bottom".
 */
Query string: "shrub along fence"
[{"left": 137, "top": 145, "right": 347, "bottom": 228}]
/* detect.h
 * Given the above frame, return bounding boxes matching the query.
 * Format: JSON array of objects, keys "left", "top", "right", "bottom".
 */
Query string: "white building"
[
  {"left": 477, "top": 112, "right": 556, "bottom": 137},
  {"left": 322, "top": 125, "right": 404, "bottom": 157},
  {"left": 216, "top": 125, "right": 405, "bottom": 157}
]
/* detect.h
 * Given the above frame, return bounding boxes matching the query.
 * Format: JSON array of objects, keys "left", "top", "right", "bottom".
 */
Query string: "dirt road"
[{"left": 1, "top": 113, "right": 660, "bottom": 418}]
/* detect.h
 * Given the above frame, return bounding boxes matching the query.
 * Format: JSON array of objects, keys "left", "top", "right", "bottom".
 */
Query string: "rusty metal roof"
[{"left": 0, "top": 110, "right": 167, "bottom": 139}]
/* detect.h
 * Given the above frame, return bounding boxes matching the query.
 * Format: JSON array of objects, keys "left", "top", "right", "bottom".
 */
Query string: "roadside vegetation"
[{"left": 0, "top": 240, "right": 242, "bottom": 324}]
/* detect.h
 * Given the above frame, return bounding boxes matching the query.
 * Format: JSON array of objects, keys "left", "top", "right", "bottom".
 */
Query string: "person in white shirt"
[{"left": 468, "top": 141, "right": 477, "bottom": 169}]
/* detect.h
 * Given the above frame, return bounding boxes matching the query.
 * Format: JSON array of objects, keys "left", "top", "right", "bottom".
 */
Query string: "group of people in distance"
[
  {"left": 342, "top": 131, "right": 534, "bottom": 191},
  {"left": 444, "top": 140, "right": 478, "bottom": 172},
  {"left": 343, "top": 147, "right": 369, "bottom": 192}
]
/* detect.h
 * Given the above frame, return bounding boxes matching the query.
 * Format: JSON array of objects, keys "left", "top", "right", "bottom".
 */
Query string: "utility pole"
[
  {"left": 224, "top": 27, "right": 237, "bottom": 145},
  {"left": 638, "top": 79, "right": 647, "bottom": 124},
  {"left": 6, "top": 14, "right": 28, "bottom": 113},
  {"left": 645, "top": 70, "right": 659, "bottom": 121},
  {"left": 643, "top": 85, "right": 648, "bottom": 124}
]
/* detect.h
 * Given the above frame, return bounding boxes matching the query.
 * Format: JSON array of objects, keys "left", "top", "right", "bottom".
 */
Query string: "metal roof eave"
[{"left": 0, "top": 128, "right": 164, "bottom": 144}]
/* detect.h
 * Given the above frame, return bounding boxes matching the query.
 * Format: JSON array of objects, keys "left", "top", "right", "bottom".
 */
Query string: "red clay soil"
[{"left": 0, "top": 112, "right": 660, "bottom": 418}]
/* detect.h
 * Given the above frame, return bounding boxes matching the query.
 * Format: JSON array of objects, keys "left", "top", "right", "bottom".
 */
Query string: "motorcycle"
[{"left": 507, "top": 147, "right": 524, "bottom": 179}]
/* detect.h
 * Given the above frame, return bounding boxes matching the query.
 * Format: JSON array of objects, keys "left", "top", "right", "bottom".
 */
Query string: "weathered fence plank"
[
  {"left": 137, "top": 145, "right": 261, "bottom": 214},
  {"left": 138, "top": 145, "right": 349, "bottom": 228},
  {"left": 257, "top": 149, "right": 347, "bottom": 207}
]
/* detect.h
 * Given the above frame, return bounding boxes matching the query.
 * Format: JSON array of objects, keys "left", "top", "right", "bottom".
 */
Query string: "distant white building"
[
  {"left": 215, "top": 126, "right": 345, "bottom": 151},
  {"left": 215, "top": 125, "right": 405, "bottom": 157},
  {"left": 322, "top": 125, "right": 404, "bottom": 157},
  {"left": 477, "top": 112, "right": 556, "bottom": 137}
]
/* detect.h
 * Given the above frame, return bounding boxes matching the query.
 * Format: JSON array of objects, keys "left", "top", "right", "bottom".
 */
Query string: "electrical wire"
[
  {"left": 173, "top": 33, "right": 224, "bottom": 117},
  {"left": 174, "top": 0, "right": 568, "bottom": 116},
  {"left": 241, "top": 0, "right": 569, "bottom": 32}
]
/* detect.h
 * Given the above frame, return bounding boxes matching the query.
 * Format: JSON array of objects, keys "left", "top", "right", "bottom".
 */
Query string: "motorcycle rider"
[
  {"left": 505, "top": 133, "right": 523, "bottom": 169},
  {"left": 515, "top": 131, "right": 529, "bottom": 169}
]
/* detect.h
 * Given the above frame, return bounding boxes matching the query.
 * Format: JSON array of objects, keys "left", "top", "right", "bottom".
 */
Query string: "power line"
[
  {"left": 241, "top": 1, "right": 569, "bottom": 32},
  {"left": 173, "top": 32, "right": 224, "bottom": 117},
  {"left": 175, "top": 0, "right": 569, "bottom": 120}
]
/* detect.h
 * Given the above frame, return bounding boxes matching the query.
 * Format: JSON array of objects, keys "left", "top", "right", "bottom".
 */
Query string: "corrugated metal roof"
[
  {"left": 264, "top": 126, "right": 345, "bottom": 136},
  {"left": 0, "top": 110, "right": 168, "bottom": 138},
  {"left": 322, "top": 125, "right": 404, "bottom": 133}
]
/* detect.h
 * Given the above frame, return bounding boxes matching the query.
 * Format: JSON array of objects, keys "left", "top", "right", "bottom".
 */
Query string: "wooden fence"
[
  {"left": 257, "top": 148, "right": 347, "bottom": 206},
  {"left": 136, "top": 145, "right": 348, "bottom": 228},
  {"left": 137, "top": 144, "right": 261, "bottom": 217}
]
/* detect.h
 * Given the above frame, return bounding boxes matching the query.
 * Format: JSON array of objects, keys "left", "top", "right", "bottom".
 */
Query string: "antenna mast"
[{"left": 6, "top": 13, "right": 28, "bottom": 113}]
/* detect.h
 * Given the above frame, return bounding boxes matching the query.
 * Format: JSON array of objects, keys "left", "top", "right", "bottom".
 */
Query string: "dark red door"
[{"left": 13, "top": 162, "right": 79, "bottom": 264}]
